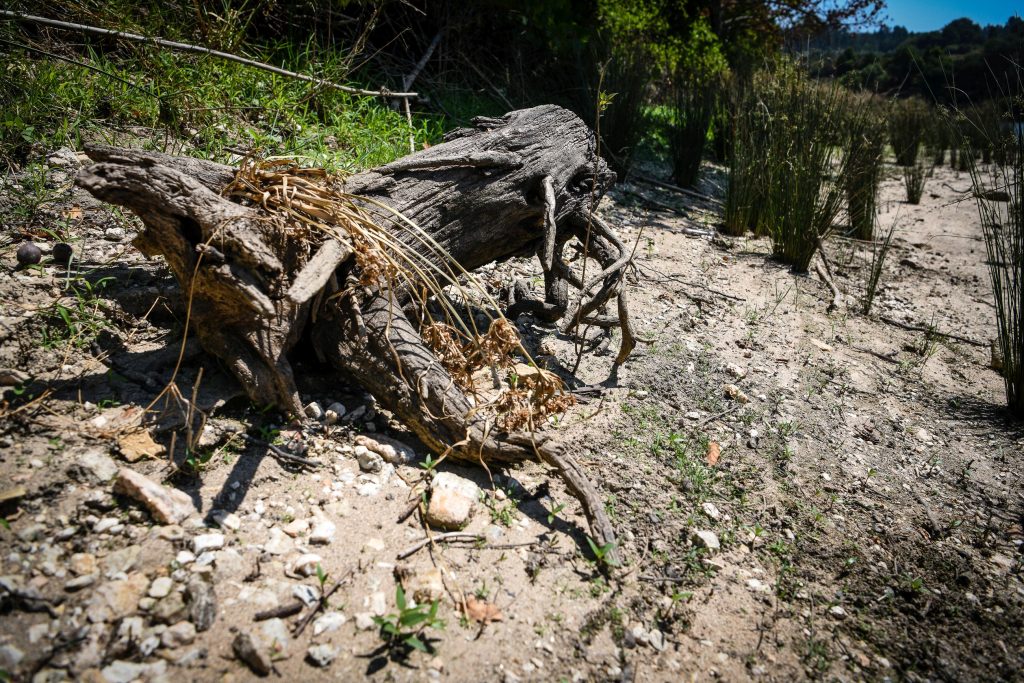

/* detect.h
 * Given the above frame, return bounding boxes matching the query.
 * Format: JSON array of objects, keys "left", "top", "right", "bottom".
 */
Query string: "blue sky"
[{"left": 883, "top": 0, "right": 1020, "bottom": 32}]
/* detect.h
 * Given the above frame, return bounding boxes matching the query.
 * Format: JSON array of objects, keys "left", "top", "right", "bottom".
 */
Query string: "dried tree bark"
[{"left": 76, "top": 105, "right": 631, "bottom": 564}]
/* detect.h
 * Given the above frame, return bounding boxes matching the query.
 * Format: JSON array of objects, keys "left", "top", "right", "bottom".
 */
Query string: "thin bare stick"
[
  {"left": 0, "top": 10, "right": 417, "bottom": 99},
  {"left": 540, "top": 176, "right": 557, "bottom": 271},
  {"left": 397, "top": 532, "right": 482, "bottom": 560}
]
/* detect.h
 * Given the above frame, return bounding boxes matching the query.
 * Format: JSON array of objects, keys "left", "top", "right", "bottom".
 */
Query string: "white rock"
[
  {"left": 113, "top": 468, "right": 196, "bottom": 524},
  {"left": 354, "top": 612, "right": 376, "bottom": 631},
  {"left": 307, "top": 643, "right": 337, "bottom": 667},
  {"left": 425, "top": 472, "right": 480, "bottom": 530},
  {"left": 355, "top": 445, "right": 384, "bottom": 473},
  {"left": 148, "top": 576, "right": 174, "bottom": 599},
  {"left": 746, "top": 578, "right": 769, "bottom": 593},
  {"left": 259, "top": 618, "right": 290, "bottom": 650},
  {"left": 369, "top": 591, "right": 388, "bottom": 616},
  {"left": 289, "top": 553, "right": 323, "bottom": 577},
  {"left": 162, "top": 620, "right": 197, "bottom": 648},
  {"left": 829, "top": 605, "right": 847, "bottom": 618},
  {"left": 363, "top": 538, "right": 386, "bottom": 553},
  {"left": 176, "top": 550, "right": 196, "bottom": 565},
  {"left": 691, "top": 529, "right": 720, "bottom": 551},
  {"left": 309, "top": 517, "right": 336, "bottom": 545},
  {"left": 282, "top": 519, "right": 309, "bottom": 538},
  {"left": 94, "top": 517, "right": 120, "bottom": 533},
  {"left": 701, "top": 503, "right": 721, "bottom": 520},
  {"left": 210, "top": 510, "right": 241, "bottom": 531},
  {"left": 726, "top": 363, "right": 747, "bottom": 379},
  {"left": 312, "top": 611, "right": 347, "bottom": 636},
  {"left": 293, "top": 584, "right": 320, "bottom": 607},
  {"left": 263, "top": 528, "right": 291, "bottom": 555},
  {"left": 192, "top": 533, "right": 225, "bottom": 554}
]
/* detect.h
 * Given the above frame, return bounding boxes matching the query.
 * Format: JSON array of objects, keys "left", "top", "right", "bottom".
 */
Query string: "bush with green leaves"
[
  {"left": 373, "top": 585, "right": 445, "bottom": 655},
  {"left": 889, "top": 97, "right": 930, "bottom": 167}
]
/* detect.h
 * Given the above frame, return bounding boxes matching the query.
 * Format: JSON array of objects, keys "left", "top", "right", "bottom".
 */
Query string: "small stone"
[
  {"left": 0, "top": 643, "right": 24, "bottom": 669},
  {"left": 88, "top": 572, "right": 149, "bottom": 622},
  {"left": 113, "top": 468, "right": 196, "bottom": 524},
  {"left": 70, "top": 552, "right": 98, "bottom": 576},
  {"left": 282, "top": 519, "right": 309, "bottom": 538},
  {"left": 148, "top": 576, "right": 174, "bottom": 598},
  {"left": 354, "top": 434, "right": 417, "bottom": 465},
  {"left": 66, "top": 448, "right": 118, "bottom": 484},
  {"left": 233, "top": 632, "right": 272, "bottom": 676},
  {"left": 17, "top": 523, "right": 47, "bottom": 542},
  {"left": 293, "top": 584, "right": 320, "bottom": 607},
  {"left": 723, "top": 384, "right": 750, "bottom": 404},
  {"left": 260, "top": 618, "right": 290, "bottom": 650},
  {"left": 185, "top": 578, "right": 217, "bottom": 631},
  {"left": 152, "top": 591, "right": 187, "bottom": 624},
  {"left": 312, "top": 611, "right": 346, "bottom": 636},
  {"left": 192, "top": 533, "right": 225, "bottom": 554},
  {"left": 324, "top": 402, "right": 347, "bottom": 425},
  {"left": 306, "top": 643, "right": 337, "bottom": 667},
  {"left": 356, "top": 481, "right": 380, "bottom": 496},
  {"left": 701, "top": 502, "right": 721, "bottom": 520},
  {"left": 397, "top": 565, "right": 445, "bottom": 603},
  {"left": 104, "top": 227, "right": 126, "bottom": 241},
  {"left": 649, "top": 628, "right": 666, "bottom": 651},
  {"left": 691, "top": 530, "right": 720, "bottom": 551},
  {"left": 369, "top": 591, "right": 388, "bottom": 616},
  {"left": 176, "top": 550, "right": 196, "bottom": 565},
  {"left": 355, "top": 445, "right": 384, "bottom": 473},
  {"left": 102, "top": 546, "right": 141, "bottom": 576},
  {"left": 746, "top": 578, "right": 769, "bottom": 593},
  {"left": 309, "top": 516, "right": 336, "bottom": 545},
  {"left": 162, "top": 620, "right": 197, "bottom": 648},
  {"left": 425, "top": 472, "right": 480, "bottom": 530},
  {"left": 65, "top": 573, "right": 98, "bottom": 591},
  {"left": 725, "top": 363, "right": 747, "bottom": 379},
  {"left": 209, "top": 510, "right": 241, "bottom": 530},
  {"left": 288, "top": 553, "right": 322, "bottom": 577},
  {"left": 363, "top": 538, "right": 386, "bottom": 553},
  {"left": 304, "top": 401, "right": 324, "bottom": 420},
  {"left": 354, "top": 612, "right": 376, "bottom": 630},
  {"left": 829, "top": 605, "right": 847, "bottom": 619},
  {"left": 100, "top": 660, "right": 166, "bottom": 683},
  {"left": 260, "top": 528, "right": 289, "bottom": 555}
]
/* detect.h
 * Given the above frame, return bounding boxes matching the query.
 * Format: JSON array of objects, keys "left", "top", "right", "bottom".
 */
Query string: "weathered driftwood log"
[{"left": 76, "top": 105, "right": 631, "bottom": 563}]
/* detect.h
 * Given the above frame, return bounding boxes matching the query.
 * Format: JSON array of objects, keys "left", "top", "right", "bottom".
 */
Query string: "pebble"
[
  {"left": 260, "top": 618, "right": 290, "bottom": 649},
  {"left": 101, "top": 659, "right": 167, "bottom": 683},
  {"left": 148, "top": 576, "right": 174, "bottom": 599},
  {"left": 17, "top": 523, "right": 47, "bottom": 542},
  {"left": 70, "top": 552, "right": 97, "bottom": 576},
  {"left": 363, "top": 538, "right": 386, "bottom": 553},
  {"left": 726, "top": 363, "right": 747, "bottom": 379},
  {"left": 282, "top": 519, "right": 309, "bottom": 538},
  {"left": 186, "top": 578, "right": 217, "bottom": 631},
  {"left": 306, "top": 643, "right": 338, "bottom": 667},
  {"left": 304, "top": 401, "right": 324, "bottom": 420},
  {"left": 162, "top": 620, "right": 197, "bottom": 648},
  {"left": 354, "top": 612, "right": 376, "bottom": 630},
  {"left": 192, "top": 533, "right": 225, "bottom": 554},
  {"left": 701, "top": 502, "right": 721, "bottom": 520},
  {"left": 746, "top": 578, "right": 770, "bottom": 593},
  {"left": 233, "top": 632, "right": 272, "bottom": 676},
  {"left": 67, "top": 448, "right": 119, "bottom": 483},
  {"left": 312, "top": 611, "right": 346, "bottom": 636},
  {"left": 293, "top": 584, "right": 320, "bottom": 607},
  {"left": 104, "top": 227, "right": 127, "bottom": 241},
  {"left": 723, "top": 384, "right": 750, "bottom": 404},
  {"left": 309, "top": 516, "right": 336, "bottom": 545},
  {"left": 0, "top": 643, "right": 24, "bottom": 669},
  {"left": 829, "top": 605, "right": 847, "bottom": 619},
  {"left": 289, "top": 553, "right": 323, "bottom": 577},
  {"left": 263, "top": 528, "right": 292, "bottom": 555},
  {"left": 355, "top": 445, "right": 384, "bottom": 473},
  {"left": 691, "top": 529, "right": 721, "bottom": 551},
  {"left": 176, "top": 550, "right": 197, "bottom": 565},
  {"left": 113, "top": 468, "right": 196, "bottom": 524},
  {"left": 425, "top": 472, "right": 480, "bottom": 530},
  {"left": 210, "top": 510, "right": 241, "bottom": 530},
  {"left": 369, "top": 591, "right": 388, "bottom": 616}
]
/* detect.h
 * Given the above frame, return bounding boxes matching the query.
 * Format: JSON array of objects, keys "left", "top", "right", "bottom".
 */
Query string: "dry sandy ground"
[{"left": 0, "top": 148, "right": 1021, "bottom": 683}]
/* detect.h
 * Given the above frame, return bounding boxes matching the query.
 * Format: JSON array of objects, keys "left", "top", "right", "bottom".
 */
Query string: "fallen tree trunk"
[{"left": 76, "top": 105, "right": 631, "bottom": 564}]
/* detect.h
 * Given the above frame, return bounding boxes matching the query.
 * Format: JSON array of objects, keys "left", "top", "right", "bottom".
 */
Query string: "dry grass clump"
[{"left": 226, "top": 155, "right": 575, "bottom": 429}]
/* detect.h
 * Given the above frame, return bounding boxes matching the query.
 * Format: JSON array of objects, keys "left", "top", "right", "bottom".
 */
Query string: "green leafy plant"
[
  {"left": 373, "top": 585, "right": 445, "bottom": 655},
  {"left": 586, "top": 536, "right": 620, "bottom": 567}
]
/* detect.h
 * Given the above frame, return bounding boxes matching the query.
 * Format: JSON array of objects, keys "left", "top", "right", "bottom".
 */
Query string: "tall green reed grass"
[
  {"left": 889, "top": 97, "right": 929, "bottom": 167},
  {"left": 844, "top": 95, "right": 887, "bottom": 240},
  {"left": 959, "top": 91, "right": 1024, "bottom": 417}
]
